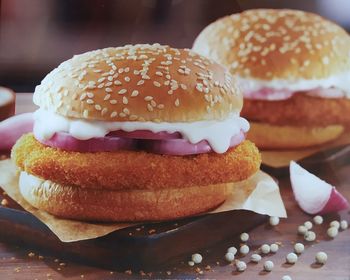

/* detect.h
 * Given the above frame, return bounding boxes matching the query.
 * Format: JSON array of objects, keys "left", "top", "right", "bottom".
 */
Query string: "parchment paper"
[
  {"left": 0, "top": 159, "right": 286, "bottom": 242},
  {"left": 261, "top": 131, "right": 350, "bottom": 168}
]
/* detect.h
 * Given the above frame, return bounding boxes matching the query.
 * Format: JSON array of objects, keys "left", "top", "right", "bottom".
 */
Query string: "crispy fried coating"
[
  {"left": 242, "top": 94, "right": 350, "bottom": 127},
  {"left": 12, "top": 134, "right": 261, "bottom": 191}
]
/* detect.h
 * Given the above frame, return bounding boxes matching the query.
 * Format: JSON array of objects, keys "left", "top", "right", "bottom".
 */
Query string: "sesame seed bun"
[
  {"left": 19, "top": 171, "right": 232, "bottom": 222},
  {"left": 192, "top": 9, "right": 350, "bottom": 80},
  {"left": 247, "top": 122, "right": 344, "bottom": 149},
  {"left": 34, "top": 44, "right": 242, "bottom": 122}
]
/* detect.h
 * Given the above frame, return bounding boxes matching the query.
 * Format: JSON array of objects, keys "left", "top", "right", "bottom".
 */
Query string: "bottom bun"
[
  {"left": 247, "top": 122, "right": 344, "bottom": 150},
  {"left": 19, "top": 172, "right": 231, "bottom": 222}
]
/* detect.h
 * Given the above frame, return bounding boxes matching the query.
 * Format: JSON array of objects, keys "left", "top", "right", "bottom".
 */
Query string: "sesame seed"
[
  {"left": 123, "top": 96, "right": 128, "bottom": 104},
  {"left": 87, "top": 92, "right": 94, "bottom": 98},
  {"left": 157, "top": 104, "right": 164, "bottom": 109},
  {"left": 107, "top": 76, "right": 113, "bottom": 81},
  {"left": 155, "top": 71, "right": 163, "bottom": 76},
  {"left": 114, "top": 80, "right": 122, "bottom": 85},
  {"left": 110, "top": 100, "right": 117, "bottom": 104},
  {"left": 150, "top": 100, "right": 156, "bottom": 107},
  {"left": 153, "top": 81, "right": 161, "bottom": 87},
  {"left": 80, "top": 93, "right": 87, "bottom": 101},
  {"left": 97, "top": 83, "right": 105, "bottom": 88},
  {"left": 105, "top": 82, "right": 112, "bottom": 87},
  {"left": 131, "top": 90, "right": 139, "bottom": 97},
  {"left": 174, "top": 98, "right": 180, "bottom": 107},
  {"left": 124, "top": 76, "right": 130, "bottom": 82},
  {"left": 118, "top": 89, "right": 127, "bottom": 95},
  {"left": 144, "top": 96, "right": 153, "bottom": 101},
  {"left": 123, "top": 108, "right": 130, "bottom": 115},
  {"left": 83, "top": 110, "right": 89, "bottom": 118},
  {"left": 110, "top": 111, "right": 117, "bottom": 118},
  {"left": 147, "top": 104, "right": 154, "bottom": 112},
  {"left": 101, "top": 108, "right": 108, "bottom": 115},
  {"left": 98, "top": 77, "right": 106, "bottom": 83},
  {"left": 95, "top": 104, "right": 102, "bottom": 111},
  {"left": 137, "top": 80, "right": 145, "bottom": 86}
]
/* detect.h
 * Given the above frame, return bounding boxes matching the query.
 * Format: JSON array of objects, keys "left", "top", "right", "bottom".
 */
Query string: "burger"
[
  {"left": 11, "top": 44, "right": 261, "bottom": 222},
  {"left": 192, "top": 9, "right": 350, "bottom": 149}
]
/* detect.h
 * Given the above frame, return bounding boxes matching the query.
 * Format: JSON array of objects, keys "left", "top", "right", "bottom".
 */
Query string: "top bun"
[
  {"left": 34, "top": 44, "right": 242, "bottom": 122},
  {"left": 193, "top": 9, "right": 350, "bottom": 81}
]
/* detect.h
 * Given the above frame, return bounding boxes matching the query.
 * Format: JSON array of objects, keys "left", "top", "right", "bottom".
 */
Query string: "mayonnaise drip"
[
  {"left": 237, "top": 71, "right": 350, "bottom": 98},
  {"left": 33, "top": 109, "right": 250, "bottom": 154}
]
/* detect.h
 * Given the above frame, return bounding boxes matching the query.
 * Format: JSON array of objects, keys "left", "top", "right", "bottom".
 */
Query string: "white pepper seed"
[
  {"left": 236, "top": 261, "right": 247, "bottom": 272},
  {"left": 264, "top": 260, "right": 274, "bottom": 272},
  {"left": 330, "top": 220, "right": 340, "bottom": 229},
  {"left": 227, "top": 246, "right": 237, "bottom": 255},
  {"left": 225, "top": 252, "right": 235, "bottom": 262},
  {"left": 313, "top": 215, "right": 323, "bottom": 225},
  {"left": 297, "top": 225, "right": 308, "bottom": 235},
  {"left": 286, "top": 252, "right": 298, "bottom": 264},
  {"left": 304, "top": 231, "right": 316, "bottom": 241},
  {"left": 191, "top": 253, "right": 202, "bottom": 264},
  {"left": 327, "top": 227, "right": 338, "bottom": 238},
  {"left": 304, "top": 221, "right": 313, "bottom": 230},
  {"left": 240, "top": 245, "right": 249, "bottom": 255},
  {"left": 261, "top": 244, "right": 270, "bottom": 254},
  {"left": 340, "top": 220, "right": 348, "bottom": 230},
  {"left": 270, "top": 243, "right": 279, "bottom": 253},
  {"left": 282, "top": 275, "right": 292, "bottom": 280},
  {"left": 315, "top": 252, "right": 327, "bottom": 264},
  {"left": 294, "top": 243, "right": 305, "bottom": 254},
  {"left": 240, "top": 232, "right": 249, "bottom": 242},
  {"left": 269, "top": 216, "right": 280, "bottom": 226},
  {"left": 250, "top": 254, "right": 262, "bottom": 263}
]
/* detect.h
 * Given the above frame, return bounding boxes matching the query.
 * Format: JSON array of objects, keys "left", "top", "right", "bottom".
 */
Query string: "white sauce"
[
  {"left": 33, "top": 109, "right": 250, "bottom": 154},
  {"left": 237, "top": 71, "right": 350, "bottom": 98}
]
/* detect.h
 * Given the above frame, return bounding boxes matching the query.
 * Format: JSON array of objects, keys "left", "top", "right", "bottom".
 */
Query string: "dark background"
[{"left": 1, "top": 0, "right": 349, "bottom": 92}]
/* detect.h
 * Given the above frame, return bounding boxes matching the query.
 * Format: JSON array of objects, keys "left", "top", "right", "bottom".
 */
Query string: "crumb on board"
[{"left": 1, "top": 198, "right": 8, "bottom": 206}]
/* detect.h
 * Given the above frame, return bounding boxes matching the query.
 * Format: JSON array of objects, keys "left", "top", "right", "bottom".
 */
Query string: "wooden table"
[{"left": 0, "top": 93, "right": 349, "bottom": 280}]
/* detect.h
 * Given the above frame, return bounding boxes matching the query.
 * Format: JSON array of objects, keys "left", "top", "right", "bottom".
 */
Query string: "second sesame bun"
[
  {"left": 247, "top": 122, "right": 344, "bottom": 149},
  {"left": 192, "top": 9, "right": 350, "bottom": 80},
  {"left": 19, "top": 171, "right": 233, "bottom": 222},
  {"left": 33, "top": 44, "right": 242, "bottom": 123}
]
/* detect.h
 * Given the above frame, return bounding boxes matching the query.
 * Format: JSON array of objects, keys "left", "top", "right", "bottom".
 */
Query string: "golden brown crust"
[
  {"left": 247, "top": 122, "right": 344, "bottom": 150},
  {"left": 241, "top": 94, "right": 350, "bottom": 127},
  {"left": 19, "top": 172, "right": 231, "bottom": 222},
  {"left": 12, "top": 134, "right": 261, "bottom": 191},
  {"left": 193, "top": 9, "right": 350, "bottom": 80},
  {"left": 33, "top": 44, "right": 242, "bottom": 122}
]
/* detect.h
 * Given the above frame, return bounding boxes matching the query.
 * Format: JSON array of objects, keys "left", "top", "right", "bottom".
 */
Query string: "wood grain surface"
[{"left": 0, "top": 93, "right": 349, "bottom": 280}]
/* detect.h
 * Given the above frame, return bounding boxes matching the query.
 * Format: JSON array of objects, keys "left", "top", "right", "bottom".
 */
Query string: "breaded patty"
[
  {"left": 12, "top": 134, "right": 261, "bottom": 191},
  {"left": 242, "top": 94, "right": 350, "bottom": 127}
]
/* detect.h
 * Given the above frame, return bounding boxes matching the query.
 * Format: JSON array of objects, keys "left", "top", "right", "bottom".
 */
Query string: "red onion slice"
[
  {"left": 35, "top": 130, "right": 245, "bottom": 155},
  {"left": 37, "top": 132, "right": 136, "bottom": 152},
  {"left": 109, "top": 130, "right": 181, "bottom": 140},
  {"left": 244, "top": 87, "right": 295, "bottom": 100},
  {"left": 140, "top": 130, "right": 245, "bottom": 155},
  {"left": 0, "top": 113, "right": 34, "bottom": 151},
  {"left": 244, "top": 87, "right": 346, "bottom": 101}
]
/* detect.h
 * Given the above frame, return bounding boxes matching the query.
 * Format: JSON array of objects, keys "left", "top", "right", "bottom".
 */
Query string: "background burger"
[
  {"left": 12, "top": 44, "right": 261, "bottom": 222},
  {"left": 193, "top": 9, "right": 350, "bottom": 149}
]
